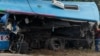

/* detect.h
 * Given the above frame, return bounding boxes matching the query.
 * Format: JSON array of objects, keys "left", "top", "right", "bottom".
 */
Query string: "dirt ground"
[
  {"left": 0, "top": 49, "right": 100, "bottom": 56},
  {"left": 0, "top": 53, "right": 31, "bottom": 56},
  {"left": 30, "top": 49, "right": 100, "bottom": 56}
]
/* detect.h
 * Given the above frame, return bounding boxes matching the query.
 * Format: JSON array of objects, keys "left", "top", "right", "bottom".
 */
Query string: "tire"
[
  {"left": 81, "top": 31, "right": 94, "bottom": 49},
  {"left": 10, "top": 40, "right": 29, "bottom": 54},
  {"left": 48, "top": 37, "right": 65, "bottom": 51},
  {"left": 85, "top": 31, "right": 94, "bottom": 49},
  {"left": 17, "top": 41, "right": 29, "bottom": 54}
]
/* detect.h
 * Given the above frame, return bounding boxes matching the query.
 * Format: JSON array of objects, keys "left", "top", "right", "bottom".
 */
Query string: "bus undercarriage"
[{"left": 5, "top": 14, "right": 96, "bottom": 53}]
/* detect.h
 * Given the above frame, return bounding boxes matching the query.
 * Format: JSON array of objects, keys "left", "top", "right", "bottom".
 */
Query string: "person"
[
  {"left": 95, "top": 25, "right": 100, "bottom": 38},
  {"left": 7, "top": 18, "right": 20, "bottom": 34}
]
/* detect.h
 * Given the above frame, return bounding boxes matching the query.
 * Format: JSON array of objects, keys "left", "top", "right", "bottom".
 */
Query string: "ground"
[
  {"left": 30, "top": 49, "right": 100, "bottom": 56},
  {"left": 1, "top": 49, "right": 100, "bottom": 56}
]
